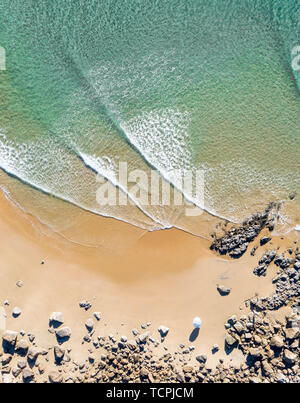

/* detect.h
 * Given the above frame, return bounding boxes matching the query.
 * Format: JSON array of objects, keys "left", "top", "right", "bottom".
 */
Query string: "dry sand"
[{"left": 0, "top": 187, "right": 296, "bottom": 371}]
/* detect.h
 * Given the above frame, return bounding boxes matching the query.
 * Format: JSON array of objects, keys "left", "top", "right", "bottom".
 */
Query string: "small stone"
[
  {"left": 217, "top": 285, "right": 231, "bottom": 296},
  {"left": 120, "top": 335, "right": 127, "bottom": 343},
  {"left": 16, "top": 280, "right": 23, "bottom": 288},
  {"left": 49, "top": 371, "right": 63, "bottom": 383},
  {"left": 56, "top": 326, "right": 71, "bottom": 340},
  {"left": 228, "top": 315, "right": 237, "bottom": 325},
  {"left": 248, "top": 348, "right": 263, "bottom": 360},
  {"left": 79, "top": 300, "right": 91, "bottom": 311},
  {"left": 2, "top": 330, "right": 18, "bottom": 347},
  {"left": 27, "top": 347, "right": 40, "bottom": 361},
  {"left": 225, "top": 334, "right": 237, "bottom": 347},
  {"left": 137, "top": 332, "right": 150, "bottom": 344},
  {"left": 50, "top": 312, "right": 64, "bottom": 326},
  {"left": 260, "top": 236, "right": 271, "bottom": 246},
  {"left": 196, "top": 354, "right": 207, "bottom": 364},
  {"left": 16, "top": 339, "right": 29, "bottom": 353},
  {"left": 212, "top": 344, "right": 219, "bottom": 352},
  {"left": 270, "top": 335, "right": 284, "bottom": 349},
  {"left": 283, "top": 350, "right": 297, "bottom": 366},
  {"left": 54, "top": 345, "right": 65, "bottom": 361},
  {"left": 12, "top": 307, "right": 22, "bottom": 317},
  {"left": 158, "top": 325, "right": 169, "bottom": 337},
  {"left": 85, "top": 318, "right": 94, "bottom": 332},
  {"left": 284, "top": 327, "right": 299, "bottom": 341},
  {"left": 2, "top": 354, "right": 12, "bottom": 365},
  {"left": 93, "top": 312, "right": 101, "bottom": 321},
  {"left": 22, "top": 369, "right": 34, "bottom": 383}
]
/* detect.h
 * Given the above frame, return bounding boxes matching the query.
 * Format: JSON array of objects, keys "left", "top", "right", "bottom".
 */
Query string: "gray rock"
[
  {"left": 56, "top": 326, "right": 71, "bottom": 340},
  {"left": 22, "top": 368, "right": 34, "bottom": 383},
  {"left": 27, "top": 347, "right": 40, "bottom": 361},
  {"left": 16, "top": 280, "right": 23, "bottom": 288},
  {"left": 79, "top": 300, "right": 91, "bottom": 311},
  {"left": 283, "top": 350, "right": 297, "bottom": 366},
  {"left": 12, "top": 307, "right": 22, "bottom": 317},
  {"left": 2, "top": 330, "right": 18, "bottom": 347},
  {"left": 196, "top": 354, "right": 207, "bottom": 364},
  {"left": 137, "top": 331, "right": 150, "bottom": 344},
  {"left": 93, "top": 312, "right": 101, "bottom": 321},
  {"left": 50, "top": 312, "right": 64, "bottom": 326},
  {"left": 158, "top": 325, "right": 169, "bottom": 337},
  {"left": 85, "top": 318, "right": 94, "bottom": 332},
  {"left": 217, "top": 285, "right": 231, "bottom": 296},
  {"left": 225, "top": 334, "right": 237, "bottom": 347}
]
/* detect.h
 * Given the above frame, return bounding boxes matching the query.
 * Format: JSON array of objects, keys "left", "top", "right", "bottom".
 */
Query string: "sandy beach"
[{"left": 0, "top": 184, "right": 299, "bottom": 383}]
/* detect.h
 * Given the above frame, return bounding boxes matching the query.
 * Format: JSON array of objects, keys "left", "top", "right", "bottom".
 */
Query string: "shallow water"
[{"left": 0, "top": 0, "right": 299, "bottom": 237}]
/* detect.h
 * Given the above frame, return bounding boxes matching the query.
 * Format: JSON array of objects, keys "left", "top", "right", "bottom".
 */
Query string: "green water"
[{"left": 0, "top": 0, "right": 299, "bottom": 235}]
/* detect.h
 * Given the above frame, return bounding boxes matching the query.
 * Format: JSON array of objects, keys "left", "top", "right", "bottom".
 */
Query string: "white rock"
[
  {"left": 158, "top": 325, "right": 169, "bottom": 337},
  {"left": 93, "top": 312, "right": 101, "bottom": 321},
  {"left": 56, "top": 327, "right": 71, "bottom": 339},
  {"left": 12, "top": 307, "right": 22, "bottom": 317},
  {"left": 85, "top": 318, "right": 94, "bottom": 331},
  {"left": 193, "top": 317, "right": 202, "bottom": 328},
  {"left": 50, "top": 312, "right": 64, "bottom": 325}
]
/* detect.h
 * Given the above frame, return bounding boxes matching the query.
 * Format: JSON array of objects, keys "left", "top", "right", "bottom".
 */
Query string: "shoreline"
[{"left": 0, "top": 188, "right": 299, "bottom": 383}]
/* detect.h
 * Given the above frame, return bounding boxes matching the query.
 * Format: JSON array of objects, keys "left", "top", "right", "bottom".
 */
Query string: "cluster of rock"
[
  {"left": 210, "top": 204, "right": 278, "bottom": 258},
  {"left": 251, "top": 251, "right": 300, "bottom": 311},
  {"left": 223, "top": 309, "right": 299, "bottom": 383},
  {"left": 1, "top": 304, "right": 298, "bottom": 383}
]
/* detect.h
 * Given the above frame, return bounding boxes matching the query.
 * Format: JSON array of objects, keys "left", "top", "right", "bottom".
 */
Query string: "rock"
[
  {"left": 56, "top": 326, "right": 71, "bottom": 340},
  {"left": 233, "top": 322, "right": 244, "bottom": 334},
  {"left": 54, "top": 345, "right": 65, "bottom": 361},
  {"left": 158, "top": 325, "right": 169, "bottom": 337},
  {"left": 284, "top": 327, "right": 299, "bottom": 341},
  {"left": 132, "top": 328, "right": 139, "bottom": 336},
  {"left": 50, "top": 312, "right": 64, "bottom": 326},
  {"left": 283, "top": 350, "right": 297, "bottom": 366},
  {"left": 1, "top": 354, "right": 12, "bottom": 365},
  {"left": 225, "top": 334, "right": 237, "bottom": 347},
  {"left": 85, "top": 318, "right": 94, "bottom": 332},
  {"left": 261, "top": 360, "right": 273, "bottom": 376},
  {"left": 2, "top": 330, "right": 18, "bottom": 347},
  {"left": 16, "top": 339, "right": 29, "bottom": 353},
  {"left": 127, "top": 340, "right": 137, "bottom": 350},
  {"left": 120, "top": 335, "right": 127, "bottom": 343},
  {"left": 260, "top": 236, "right": 271, "bottom": 246},
  {"left": 79, "top": 300, "right": 91, "bottom": 311},
  {"left": 196, "top": 354, "right": 207, "bottom": 364},
  {"left": 17, "top": 360, "right": 27, "bottom": 369},
  {"left": 16, "top": 280, "right": 23, "bottom": 288},
  {"left": 270, "top": 335, "right": 284, "bottom": 349},
  {"left": 217, "top": 285, "right": 231, "bottom": 296},
  {"left": 182, "top": 365, "right": 193, "bottom": 373},
  {"left": 212, "top": 344, "right": 219, "bottom": 352},
  {"left": 140, "top": 368, "right": 149, "bottom": 378},
  {"left": 49, "top": 371, "right": 63, "bottom": 383},
  {"left": 22, "top": 369, "right": 34, "bottom": 383},
  {"left": 248, "top": 348, "right": 263, "bottom": 360},
  {"left": 137, "top": 332, "right": 150, "bottom": 344},
  {"left": 27, "top": 347, "right": 40, "bottom": 362},
  {"left": 228, "top": 315, "right": 237, "bottom": 325},
  {"left": 93, "top": 312, "right": 101, "bottom": 321},
  {"left": 12, "top": 307, "right": 22, "bottom": 317}
]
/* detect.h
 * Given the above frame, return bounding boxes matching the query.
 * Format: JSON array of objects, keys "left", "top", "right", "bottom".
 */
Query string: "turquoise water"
[{"left": 0, "top": 0, "right": 299, "bottom": 235}]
